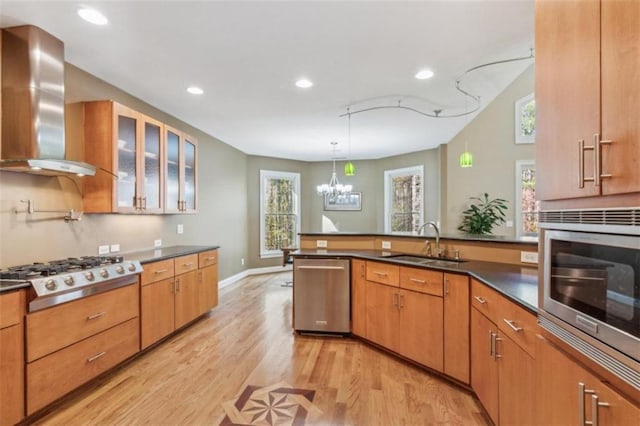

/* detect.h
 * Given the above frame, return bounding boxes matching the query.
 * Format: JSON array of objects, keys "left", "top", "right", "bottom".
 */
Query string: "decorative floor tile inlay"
[{"left": 221, "top": 381, "right": 322, "bottom": 426}]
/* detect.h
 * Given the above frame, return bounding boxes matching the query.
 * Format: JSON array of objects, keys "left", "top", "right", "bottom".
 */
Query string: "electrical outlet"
[
  {"left": 241, "top": 258, "right": 245, "bottom": 266},
  {"left": 505, "top": 220, "right": 514, "bottom": 228},
  {"left": 110, "top": 244, "right": 120, "bottom": 253},
  {"left": 316, "top": 240, "right": 327, "bottom": 248},
  {"left": 521, "top": 251, "right": 539, "bottom": 264},
  {"left": 154, "top": 239, "right": 162, "bottom": 248},
  {"left": 177, "top": 224, "right": 184, "bottom": 234},
  {"left": 381, "top": 241, "right": 391, "bottom": 249},
  {"left": 98, "top": 245, "right": 109, "bottom": 255}
]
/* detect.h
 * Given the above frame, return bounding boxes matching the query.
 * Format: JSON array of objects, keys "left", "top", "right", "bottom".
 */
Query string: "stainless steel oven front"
[{"left": 538, "top": 209, "right": 640, "bottom": 391}]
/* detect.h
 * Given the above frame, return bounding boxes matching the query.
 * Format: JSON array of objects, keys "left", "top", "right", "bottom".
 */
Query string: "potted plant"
[{"left": 458, "top": 193, "right": 508, "bottom": 235}]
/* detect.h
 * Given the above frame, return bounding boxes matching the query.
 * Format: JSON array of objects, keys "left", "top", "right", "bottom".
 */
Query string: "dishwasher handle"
[{"left": 296, "top": 265, "right": 346, "bottom": 271}]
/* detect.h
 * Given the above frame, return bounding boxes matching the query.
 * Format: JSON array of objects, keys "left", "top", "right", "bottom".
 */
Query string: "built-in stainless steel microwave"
[{"left": 538, "top": 208, "right": 640, "bottom": 391}]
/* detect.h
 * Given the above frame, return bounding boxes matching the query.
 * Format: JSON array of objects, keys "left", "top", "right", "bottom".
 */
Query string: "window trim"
[
  {"left": 259, "top": 170, "right": 301, "bottom": 259},
  {"left": 383, "top": 165, "right": 424, "bottom": 234},
  {"left": 515, "top": 160, "right": 537, "bottom": 238}
]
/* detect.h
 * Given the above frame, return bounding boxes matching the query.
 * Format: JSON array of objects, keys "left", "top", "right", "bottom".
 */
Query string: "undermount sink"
[{"left": 386, "top": 254, "right": 466, "bottom": 267}]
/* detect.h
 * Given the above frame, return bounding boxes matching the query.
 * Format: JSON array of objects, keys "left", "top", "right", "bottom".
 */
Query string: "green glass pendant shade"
[
  {"left": 344, "top": 161, "right": 355, "bottom": 176},
  {"left": 459, "top": 151, "right": 473, "bottom": 168}
]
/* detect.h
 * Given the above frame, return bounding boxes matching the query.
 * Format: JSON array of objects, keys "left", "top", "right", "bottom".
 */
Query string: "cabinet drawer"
[
  {"left": 0, "top": 290, "right": 25, "bottom": 329},
  {"left": 470, "top": 279, "right": 502, "bottom": 325},
  {"left": 497, "top": 297, "right": 538, "bottom": 358},
  {"left": 198, "top": 250, "right": 218, "bottom": 268},
  {"left": 400, "top": 267, "right": 443, "bottom": 296},
  {"left": 366, "top": 262, "right": 399, "bottom": 287},
  {"left": 27, "top": 317, "right": 139, "bottom": 415},
  {"left": 175, "top": 254, "right": 198, "bottom": 275},
  {"left": 141, "top": 259, "right": 175, "bottom": 286},
  {"left": 26, "top": 284, "right": 139, "bottom": 362}
]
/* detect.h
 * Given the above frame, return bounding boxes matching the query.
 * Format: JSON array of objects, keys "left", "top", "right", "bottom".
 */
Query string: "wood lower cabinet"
[
  {"left": 25, "top": 285, "right": 140, "bottom": 415},
  {"left": 198, "top": 249, "right": 219, "bottom": 315},
  {"left": 497, "top": 331, "right": 536, "bottom": 426},
  {"left": 141, "top": 278, "right": 175, "bottom": 349},
  {"left": 398, "top": 289, "right": 443, "bottom": 371},
  {"left": 471, "top": 307, "right": 499, "bottom": 423},
  {"left": 443, "top": 273, "right": 469, "bottom": 384},
  {"left": 350, "top": 259, "right": 366, "bottom": 337},
  {"left": 0, "top": 290, "right": 25, "bottom": 426},
  {"left": 365, "top": 280, "right": 398, "bottom": 350},
  {"left": 174, "top": 270, "right": 199, "bottom": 329},
  {"left": 537, "top": 337, "right": 639, "bottom": 426}
]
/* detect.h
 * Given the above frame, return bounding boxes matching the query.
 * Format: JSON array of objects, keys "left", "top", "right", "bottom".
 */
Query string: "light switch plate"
[
  {"left": 177, "top": 224, "right": 184, "bottom": 234},
  {"left": 154, "top": 239, "right": 162, "bottom": 248},
  {"left": 98, "top": 245, "right": 109, "bottom": 255},
  {"left": 110, "top": 244, "right": 120, "bottom": 253},
  {"left": 521, "top": 251, "right": 539, "bottom": 264},
  {"left": 381, "top": 241, "right": 391, "bottom": 249},
  {"left": 316, "top": 240, "right": 328, "bottom": 248}
]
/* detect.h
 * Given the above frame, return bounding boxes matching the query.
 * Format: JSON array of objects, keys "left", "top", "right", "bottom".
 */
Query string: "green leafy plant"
[{"left": 458, "top": 193, "right": 508, "bottom": 235}]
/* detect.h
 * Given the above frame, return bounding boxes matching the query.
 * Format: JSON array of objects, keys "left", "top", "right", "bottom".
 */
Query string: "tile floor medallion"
[{"left": 220, "top": 381, "right": 322, "bottom": 426}]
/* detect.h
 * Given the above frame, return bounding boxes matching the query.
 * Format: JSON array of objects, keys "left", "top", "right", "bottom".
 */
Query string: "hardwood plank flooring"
[{"left": 30, "top": 272, "right": 488, "bottom": 425}]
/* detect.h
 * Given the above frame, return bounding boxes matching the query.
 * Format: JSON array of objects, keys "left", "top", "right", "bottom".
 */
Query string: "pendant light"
[
  {"left": 344, "top": 109, "right": 355, "bottom": 176},
  {"left": 317, "top": 142, "right": 352, "bottom": 200},
  {"left": 459, "top": 95, "right": 473, "bottom": 168}
]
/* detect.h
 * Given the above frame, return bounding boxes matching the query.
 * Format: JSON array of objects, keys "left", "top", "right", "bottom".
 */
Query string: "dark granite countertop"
[
  {"left": 292, "top": 249, "right": 539, "bottom": 313},
  {"left": 123, "top": 245, "right": 220, "bottom": 264},
  {"left": 299, "top": 232, "right": 538, "bottom": 246},
  {"left": 0, "top": 280, "right": 31, "bottom": 294}
]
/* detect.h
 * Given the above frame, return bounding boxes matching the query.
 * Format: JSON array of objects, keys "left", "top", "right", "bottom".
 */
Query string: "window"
[
  {"left": 260, "top": 170, "right": 300, "bottom": 258},
  {"left": 515, "top": 93, "right": 536, "bottom": 144},
  {"left": 515, "top": 160, "right": 538, "bottom": 237},
  {"left": 384, "top": 165, "right": 424, "bottom": 233}
]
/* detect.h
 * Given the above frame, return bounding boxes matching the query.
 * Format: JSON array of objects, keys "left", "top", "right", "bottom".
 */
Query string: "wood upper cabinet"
[
  {"left": 443, "top": 273, "right": 469, "bottom": 384},
  {"left": 0, "top": 290, "right": 25, "bottom": 426},
  {"left": 83, "top": 101, "right": 164, "bottom": 213},
  {"left": 537, "top": 336, "right": 639, "bottom": 426},
  {"left": 535, "top": 0, "right": 640, "bottom": 201},
  {"left": 351, "top": 259, "right": 366, "bottom": 337},
  {"left": 165, "top": 125, "right": 198, "bottom": 213}
]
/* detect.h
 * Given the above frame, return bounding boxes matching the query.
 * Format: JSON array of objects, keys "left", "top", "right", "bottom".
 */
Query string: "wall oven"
[{"left": 539, "top": 208, "right": 640, "bottom": 391}]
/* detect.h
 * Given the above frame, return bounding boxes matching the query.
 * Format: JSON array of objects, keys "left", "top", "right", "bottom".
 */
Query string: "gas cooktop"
[{"left": 0, "top": 256, "right": 125, "bottom": 280}]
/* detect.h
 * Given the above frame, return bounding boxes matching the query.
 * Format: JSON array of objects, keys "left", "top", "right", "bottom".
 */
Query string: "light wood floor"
[{"left": 31, "top": 272, "right": 488, "bottom": 425}]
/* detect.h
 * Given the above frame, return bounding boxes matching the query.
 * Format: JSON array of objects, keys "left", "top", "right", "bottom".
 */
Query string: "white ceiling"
[{"left": 0, "top": 1, "right": 534, "bottom": 162}]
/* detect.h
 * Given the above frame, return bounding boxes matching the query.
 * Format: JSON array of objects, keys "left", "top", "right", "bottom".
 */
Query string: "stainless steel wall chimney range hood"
[{"left": 1, "top": 25, "right": 96, "bottom": 176}]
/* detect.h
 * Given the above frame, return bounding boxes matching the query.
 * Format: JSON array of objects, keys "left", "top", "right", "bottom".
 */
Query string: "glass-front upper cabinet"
[
  {"left": 164, "top": 125, "right": 197, "bottom": 214},
  {"left": 83, "top": 101, "right": 164, "bottom": 213}
]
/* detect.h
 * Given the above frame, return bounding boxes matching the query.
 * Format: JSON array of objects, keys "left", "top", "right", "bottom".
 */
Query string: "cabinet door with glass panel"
[
  {"left": 165, "top": 125, "right": 197, "bottom": 214},
  {"left": 83, "top": 101, "right": 164, "bottom": 213}
]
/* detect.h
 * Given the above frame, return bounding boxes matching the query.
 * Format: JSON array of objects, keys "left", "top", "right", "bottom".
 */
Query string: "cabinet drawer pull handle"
[
  {"left": 493, "top": 336, "right": 502, "bottom": 359},
  {"left": 154, "top": 269, "right": 169, "bottom": 274},
  {"left": 489, "top": 330, "right": 494, "bottom": 357},
  {"left": 578, "top": 383, "right": 596, "bottom": 426},
  {"left": 393, "top": 292, "right": 399, "bottom": 308},
  {"left": 87, "top": 351, "right": 106, "bottom": 363},
  {"left": 87, "top": 312, "right": 106, "bottom": 320},
  {"left": 373, "top": 271, "right": 388, "bottom": 276},
  {"left": 399, "top": 294, "right": 404, "bottom": 308},
  {"left": 503, "top": 318, "right": 523, "bottom": 332},
  {"left": 409, "top": 278, "right": 426, "bottom": 284},
  {"left": 591, "top": 394, "right": 610, "bottom": 426},
  {"left": 595, "top": 134, "right": 613, "bottom": 186},
  {"left": 474, "top": 296, "right": 487, "bottom": 304},
  {"left": 205, "top": 256, "right": 216, "bottom": 261},
  {"left": 444, "top": 279, "right": 449, "bottom": 295},
  {"left": 183, "top": 262, "right": 194, "bottom": 267}
]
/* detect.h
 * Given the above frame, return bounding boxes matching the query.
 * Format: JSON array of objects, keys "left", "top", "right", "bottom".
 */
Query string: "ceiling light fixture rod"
[{"left": 340, "top": 49, "right": 534, "bottom": 120}]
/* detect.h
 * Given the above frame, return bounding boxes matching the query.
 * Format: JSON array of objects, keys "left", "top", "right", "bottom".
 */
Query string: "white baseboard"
[{"left": 218, "top": 265, "right": 292, "bottom": 289}]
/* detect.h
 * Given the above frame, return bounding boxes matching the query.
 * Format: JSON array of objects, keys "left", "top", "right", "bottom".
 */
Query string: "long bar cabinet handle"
[
  {"left": 444, "top": 278, "right": 449, "bottom": 296},
  {"left": 373, "top": 271, "right": 388, "bottom": 277},
  {"left": 393, "top": 292, "right": 399, "bottom": 308},
  {"left": 87, "top": 351, "right": 106, "bottom": 363},
  {"left": 474, "top": 296, "right": 487, "bottom": 304},
  {"left": 503, "top": 318, "right": 523, "bottom": 332},
  {"left": 578, "top": 139, "right": 585, "bottom": 188},
  {"left": 87, "top": 312, "right": 106, "bottom": 320},
  {"left": 595, "top": 134, "right": 613, "bottom": 186},
  {"left": 154, "top": 269, "right": 169, "bottom": 274},
  {"left": 399, "top": 294, "right": 404, "bottom": 308},
  {"left": 493, "top": 335, "right": 502, "bottom": 359},
  {"left": 206, "top": 256, "right": 216, "bottom": 261},
  {"left": 183, "top": 262, "right": 195, "bottom": 267},
  {"left": 590, "top": 394, "right": 610, "bottom": 426},
  {"left": 489, "top": 330, "right": 494, "bottom": 357},
  {"left": 409, "top": 278, "right": 426, "bottom": 284},
  {"left": 578, "top": 382, "right": 596, "bottom": 426}
]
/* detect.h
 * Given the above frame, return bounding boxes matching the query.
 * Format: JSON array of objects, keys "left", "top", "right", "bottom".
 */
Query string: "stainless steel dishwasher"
[{"left": 293, "top": 257, "right": 350, "bottom": 334}]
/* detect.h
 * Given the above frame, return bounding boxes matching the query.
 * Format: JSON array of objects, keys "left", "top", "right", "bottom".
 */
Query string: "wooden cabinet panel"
[
  {"left": 26, "top": 284, "right": 139, "bottom": 362},
  {"left": 592, "top": 380, "right": 640, "bottom": 425},
  {"left": 399, "top": 266, "right": 443, "bottom": 296},
  {"left": 174, "top": 270, "right": 200, "bottom": 329},
  {"left": 497, "top": 333, "right": 536, "bottom": 426},
  {"left": 471, "top": 307, "right": 499, "bottom": 424},
  {"left": 27, "top": 318, "right": 139, "bottom": 415},
  {"left": 443, "top": 273, "right": 469, "bottom": 384},
  {"left": 174, "top": 254, "right": 198, "bottom": 276},
  {"left": 140, "top": 259, "right": 175, "bottom": 286},
  {"left": 198, "top": 265, "right": 218, "bottom": 315},
  {"left": 351, "top": 259, "right": 366, "bottom": 337},
  {"left": 198, "top": 249, "right": 218, "bottom": 268},
  {"left": 0, "top": 325, "right": 24, "bottom": 425},
  {"left": 365, "top": 261, "right": 399, "bottom": 287},
  {"left": 496, "top": 296, "right": 537, "bottom": 358},
  {"left": 141, "top": 278, "right": 175, "bottom": 349},
  {"left": 0, "top": 289, "right": 24, "bottom": 328},
  {"left": 470, "top": 278, "right": 502, "bottom": 326},
  {"left": 365, "top": 281, "right": 399, "bottom": 350},
  {"left": 398, "top": 290, "right": 443, "bottom": 371}
]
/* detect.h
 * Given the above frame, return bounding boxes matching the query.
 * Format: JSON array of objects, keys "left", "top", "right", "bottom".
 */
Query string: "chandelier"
[{"left": 317, "top": 142, "right": 352, "bottom": 200}]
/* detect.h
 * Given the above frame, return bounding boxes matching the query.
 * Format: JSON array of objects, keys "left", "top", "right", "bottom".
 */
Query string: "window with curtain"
[
  {"left": 260, "top": 170, "right": 300, "bottom": 258},
  {"left": 515, "top": 160, "right": 538, "bottom": 237},
  {"left": 384, "top": 165, "right": 424, "bottom": 233}
]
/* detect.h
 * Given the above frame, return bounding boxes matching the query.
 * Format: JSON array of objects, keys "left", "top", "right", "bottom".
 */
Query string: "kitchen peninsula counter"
[{"left": 292, "top": 249, "right": 539, "bottom": 313}]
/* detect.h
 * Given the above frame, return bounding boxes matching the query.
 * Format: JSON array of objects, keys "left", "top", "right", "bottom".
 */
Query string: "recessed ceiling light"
[
  {"left": 77, "top": 8, "right": 108, "bottom": 26},
  {"left": 295, "top": 79, "right": 313, "bottom": 88},
  {"left": 187, "top": 86, "right": 204, "bottom": 95},
  {"left": 415, "top": 69, "right": 435, "bottom": 80}
]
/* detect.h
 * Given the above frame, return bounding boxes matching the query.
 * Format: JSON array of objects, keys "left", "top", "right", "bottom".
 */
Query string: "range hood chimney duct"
[{"left": 1, "top": 25, "right": 96, "bottom": 176}]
